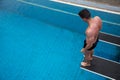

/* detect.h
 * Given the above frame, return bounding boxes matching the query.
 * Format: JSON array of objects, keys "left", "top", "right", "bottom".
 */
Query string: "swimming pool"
[{"left": 0, "top": 0, "right": 120, "bottom": 80}]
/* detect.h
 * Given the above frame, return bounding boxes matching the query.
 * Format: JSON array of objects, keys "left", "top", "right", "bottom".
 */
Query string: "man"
[{"left": 78, "top": 9, "right": 102, "bottom": 66}]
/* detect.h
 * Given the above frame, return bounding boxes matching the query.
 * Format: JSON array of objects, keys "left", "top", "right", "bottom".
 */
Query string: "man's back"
[{"left": 86, "top": 16, "right": 102, "bottom": 43}]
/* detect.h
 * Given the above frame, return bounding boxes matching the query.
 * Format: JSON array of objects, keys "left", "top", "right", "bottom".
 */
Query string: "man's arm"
[{"left": 84, "top": 32, "right": 94, "bottom": 50}]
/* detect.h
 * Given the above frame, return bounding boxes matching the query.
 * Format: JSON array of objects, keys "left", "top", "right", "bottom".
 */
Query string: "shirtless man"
[{"left": 78, "top": 9, "right": 102, "bottom": 66}]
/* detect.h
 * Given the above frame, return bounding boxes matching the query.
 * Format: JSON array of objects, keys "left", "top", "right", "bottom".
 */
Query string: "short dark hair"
[{"left": 78, "top": 9, "right": 91, "bottom": 19}]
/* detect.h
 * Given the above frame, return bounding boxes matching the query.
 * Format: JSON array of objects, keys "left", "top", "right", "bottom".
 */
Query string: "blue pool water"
[
  {"left": 0, "top": 10, "right": 110, "bottom": 80},
  {"left": 0, "top": 0, "right": 120, "bottom": 80}
]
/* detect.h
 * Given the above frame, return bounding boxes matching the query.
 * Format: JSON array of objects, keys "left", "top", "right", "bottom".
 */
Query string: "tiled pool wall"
[{"left": 0, "top": 0, "right": 120, "bottom": 36}]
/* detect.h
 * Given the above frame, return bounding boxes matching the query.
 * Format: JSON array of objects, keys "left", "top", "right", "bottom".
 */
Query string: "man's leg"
[
  {"left": 86, "top": 50, "right": 94, "bottom": 60},
  {"left": 81, "top": 49, "right": 93, "bottom": 60},
  {"left": 81, "top": 49, "right": 94, "bottom": 66}
]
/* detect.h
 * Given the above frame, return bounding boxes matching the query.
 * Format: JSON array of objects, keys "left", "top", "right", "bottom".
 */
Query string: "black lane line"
[
  {"left": 99, "top": 32, "right": 120, "bottom": 46},
  {"left": 81, "top": 56, "right": 120, "bottom": 80}
]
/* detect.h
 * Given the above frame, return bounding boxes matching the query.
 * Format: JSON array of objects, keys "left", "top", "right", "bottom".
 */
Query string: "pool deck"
[{"left": 60, "top": 0, "right": 120, "bottom": 12}]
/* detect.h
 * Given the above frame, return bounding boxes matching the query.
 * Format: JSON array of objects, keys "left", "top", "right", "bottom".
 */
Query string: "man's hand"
[{"left": 81, "top": 48, "right": 86, "bottom": 53}]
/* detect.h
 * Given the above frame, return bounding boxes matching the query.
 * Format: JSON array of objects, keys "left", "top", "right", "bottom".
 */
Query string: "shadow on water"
[{"left": 115, "top": 47, "right": 120, "bottom": 62}]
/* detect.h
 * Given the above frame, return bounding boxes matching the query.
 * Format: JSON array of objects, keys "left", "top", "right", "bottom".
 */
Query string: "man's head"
[{"left": 78, "top": 9, "right": 91, "bottom": 21}]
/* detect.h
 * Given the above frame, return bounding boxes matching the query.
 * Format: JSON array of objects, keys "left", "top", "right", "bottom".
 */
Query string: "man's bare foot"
[
  {"left": 81, "top": 58, "right": 91, "bottom": 67},
  {"left": 81, "top": 62, "right": 91, "bottom": 67}
]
